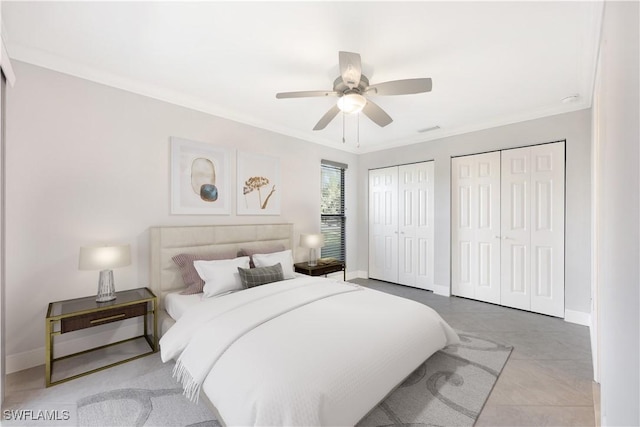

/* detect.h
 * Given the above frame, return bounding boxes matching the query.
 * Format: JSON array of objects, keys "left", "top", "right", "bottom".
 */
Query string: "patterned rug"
[{"left": 77, "top": 333, "right": 512, "bottom": 427}]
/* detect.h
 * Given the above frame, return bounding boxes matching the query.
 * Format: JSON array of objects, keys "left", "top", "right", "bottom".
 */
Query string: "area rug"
[{"left": 76, "top": 333, "right": 512, "bottom": 427}]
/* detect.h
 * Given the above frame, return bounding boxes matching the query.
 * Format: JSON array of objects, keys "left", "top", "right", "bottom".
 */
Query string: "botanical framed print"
[
  {"left": 171, "top": 137, "right": 230, "bottom": 215},
  {"left": 237, "top": 151, "right": 281, "bottom": 215}
]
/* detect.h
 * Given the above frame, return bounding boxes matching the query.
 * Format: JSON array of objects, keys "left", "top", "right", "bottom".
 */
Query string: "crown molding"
[
  {"left": 7, "top": 42, "right": 592, "bottom": 155},
  {"left": 0, "top": 21, "right": 16, "bottom": 86}
]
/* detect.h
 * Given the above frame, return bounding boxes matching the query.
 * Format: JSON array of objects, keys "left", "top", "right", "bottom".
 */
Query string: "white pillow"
[
  {"left": 194, "top": 256, "right": 250, "bottom": 298},
  {"left": 252, "top": 249, "right": 295, "bottom": 279}
]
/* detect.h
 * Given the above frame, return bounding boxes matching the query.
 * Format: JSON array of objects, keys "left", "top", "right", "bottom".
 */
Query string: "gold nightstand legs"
[{"left": 45, "top": 318, "right": 52, "bottom": 387}]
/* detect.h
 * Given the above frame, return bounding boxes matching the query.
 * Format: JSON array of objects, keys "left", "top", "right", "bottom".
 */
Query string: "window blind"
[{"left": 320, "top": 161, "right": 346, "bottom": 262}]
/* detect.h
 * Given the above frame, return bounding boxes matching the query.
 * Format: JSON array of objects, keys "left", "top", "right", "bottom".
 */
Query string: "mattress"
[{"left": 164, "top": 291, "right": 203, "bottom": 321}]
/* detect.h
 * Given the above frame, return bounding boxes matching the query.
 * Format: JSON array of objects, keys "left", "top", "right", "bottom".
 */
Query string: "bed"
[{"left": 150, "top": 224, "right": 459, "bottom": 426}]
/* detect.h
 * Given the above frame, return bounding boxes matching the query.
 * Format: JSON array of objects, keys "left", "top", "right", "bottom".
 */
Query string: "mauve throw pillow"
[{"left": 172, "top": 250, "right": 238, "bottom": 295}]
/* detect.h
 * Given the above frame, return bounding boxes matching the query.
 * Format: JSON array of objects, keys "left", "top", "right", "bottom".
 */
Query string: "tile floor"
[
  {"left": 5, "top": 279, "right": 596, "bottom": 426},
  {"left": 353, "top": 278, "right": 596, "bottom": 426}
]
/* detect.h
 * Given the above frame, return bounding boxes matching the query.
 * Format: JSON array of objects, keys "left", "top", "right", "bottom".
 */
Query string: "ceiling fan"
[{"left": 276, "top": 51, "right": 432, "bottom": 131}]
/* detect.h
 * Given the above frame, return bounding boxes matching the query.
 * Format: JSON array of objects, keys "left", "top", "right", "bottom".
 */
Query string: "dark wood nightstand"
[
  {"left": 45, "top": 287, "right": 157, "bottom": 387},
  {"left": 294, "top": 260, "right": 346, "bottom": 281}
]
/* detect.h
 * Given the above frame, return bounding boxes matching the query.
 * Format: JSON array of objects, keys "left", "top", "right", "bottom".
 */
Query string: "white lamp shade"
[
  {"left": 79, "top": 244, "right": 131, "bottom": 270},
  {"left": 337, "top": 93, "right": 366, "bottom": 114},
  {"left": 300, "top": 233, "right": 325, "bottom": 249}
]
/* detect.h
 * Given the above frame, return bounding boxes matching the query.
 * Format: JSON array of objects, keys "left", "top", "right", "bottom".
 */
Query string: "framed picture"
[
  {"left": 170, "top": 137, "right": 231, "bottom": 215},
  {"left": 237, "top": 151, "right": 281, "bottom": 215}
]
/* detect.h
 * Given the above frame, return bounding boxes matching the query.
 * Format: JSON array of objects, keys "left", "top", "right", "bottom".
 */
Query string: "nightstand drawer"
[{"left": 61, "top": 302, "right": 147, "bottom": 333}]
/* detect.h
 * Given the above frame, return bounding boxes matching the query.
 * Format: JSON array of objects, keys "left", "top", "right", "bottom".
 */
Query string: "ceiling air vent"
[{"left": 417, "top": 126, "right": 440, "bottom": 133}]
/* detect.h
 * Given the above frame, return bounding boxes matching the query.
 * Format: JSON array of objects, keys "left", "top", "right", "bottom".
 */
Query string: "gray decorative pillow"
[{"left": 237, "top": 263, "right": 284, "bottom": 288}]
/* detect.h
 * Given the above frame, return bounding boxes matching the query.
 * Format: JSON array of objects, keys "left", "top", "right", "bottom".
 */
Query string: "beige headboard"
[{"left": 149, "top": 223, "right": 294, "bottom": 307}]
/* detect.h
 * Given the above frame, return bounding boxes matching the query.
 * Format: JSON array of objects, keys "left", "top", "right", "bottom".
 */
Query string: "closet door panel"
[
  {"left": 398, "top": 164, "right": 417, "bottom": 286},
  {"left": 368, "top": 167, "right": 398, "bottom": 282},
  {"left": 452, "top": 153, "right": 500, "bottom": 302},
  {"left": 501, "top": 147, "right": 532, "bottom": 310},
  {"left": 452, "top": 157, "right": 477, "bottom": 299},
  {"left": 398, "top": 162, "right": 434, "bottom": 289},
  {"left": 415, "top": 162, "right": 435, "bottom": 290},
  {"left": 530, "top": 142, "right": 565, "bottom": 317},
  {"left": 474, "top": 154, "right": 501, "bottom": 303}
]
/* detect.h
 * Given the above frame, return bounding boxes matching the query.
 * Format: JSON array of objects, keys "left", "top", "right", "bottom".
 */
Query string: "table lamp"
[
  {"left": 300, "top": 233, "right": 325, "bottom": 267},
  {"left": 79, "top": 244, "right": 131, "bottom": 302}
]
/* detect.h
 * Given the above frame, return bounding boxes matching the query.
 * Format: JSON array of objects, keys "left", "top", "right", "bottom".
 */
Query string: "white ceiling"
[{"left": 2, "top": 1, "right": 603, "bottom": 153}]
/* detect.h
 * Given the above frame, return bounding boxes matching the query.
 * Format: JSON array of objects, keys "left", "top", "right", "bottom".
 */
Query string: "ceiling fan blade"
[
  {"left": 276, "top": 90, "right": 339, "bottom": 99},
  {"left": 313, "top": 105, "right": 341, "bottom": 130},
  {"left": 365, "top": 78, "right": 433, "bottom": 96},
  {"left": 339, "top": 51, "right": 362, "bottom": 89},
  {"left": 362, "top": 99, "right": 393, "bottom": 127}
]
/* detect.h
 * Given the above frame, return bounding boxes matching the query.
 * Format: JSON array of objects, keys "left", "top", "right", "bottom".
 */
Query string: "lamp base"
[
  {"left": 308, "top": 248, "right": 319, "bottom": 267},
  {"left": 96, "top": 270, "right": 116, "bottom": 302}
]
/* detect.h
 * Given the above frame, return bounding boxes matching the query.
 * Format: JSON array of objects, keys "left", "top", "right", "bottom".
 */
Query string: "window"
[{"left": 321, "top": 160, "right": 347, "bottom": 262}]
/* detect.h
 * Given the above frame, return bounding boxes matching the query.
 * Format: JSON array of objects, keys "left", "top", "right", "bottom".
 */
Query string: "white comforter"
[{"left": 160, "top": 276, "right": 459, "bottom": 426}]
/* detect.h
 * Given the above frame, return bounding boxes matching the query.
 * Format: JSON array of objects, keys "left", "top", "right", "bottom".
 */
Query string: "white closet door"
[
  {"left": 398, "top": 162, "right": 435, "bottom": 290},
  {"left": 501, "top": 147, "right": 532, "bottom": 310},
  {"left": 451, "top": 153, "right": 501, "bottom": 303},
  {"left": 501, "top": 142, "right": 565, "bottom": 316},
  {"left": 368, "top": 167, "right": 398, "bottom": 282},
  {"left": 529, "top": 142, "right": 565, "bottom": 317}
]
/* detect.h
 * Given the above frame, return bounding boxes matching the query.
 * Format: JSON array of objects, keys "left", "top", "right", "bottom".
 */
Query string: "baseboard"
[
  {"left": 593, "top": 381, "right": 601, "bottom": 427},
  {"left": 432, "top": 284, "right": 451, "bottom": 297},
  {"left": 564, "top": 309, "right": 591, "bottom": 326},
  {"left": 6, "top": 322, "right": 143, "bottom": 374},
  {"left": 354, "top": 271, "right": 369, "bottom": 280},
  {"left": 5, "top": 347, "right": 43, "bottom": 375}
]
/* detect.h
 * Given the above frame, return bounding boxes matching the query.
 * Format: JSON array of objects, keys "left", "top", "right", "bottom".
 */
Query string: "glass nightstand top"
[{"left": 47, "top": 287, "right": 155, "bottom": 318}]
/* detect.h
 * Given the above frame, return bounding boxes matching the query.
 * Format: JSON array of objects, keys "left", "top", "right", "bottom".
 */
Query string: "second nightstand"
[{"left": 294, "top": 260, "right": 346, "bottom": 281}]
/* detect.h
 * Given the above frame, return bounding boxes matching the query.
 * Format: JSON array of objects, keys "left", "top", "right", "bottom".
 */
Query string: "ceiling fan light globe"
[{"left": 337, "top": 93, "right": 367, "bottom": 114}]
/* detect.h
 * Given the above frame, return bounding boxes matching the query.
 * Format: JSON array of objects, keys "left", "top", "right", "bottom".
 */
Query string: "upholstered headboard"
[{"left": 149, "top": 223, "right": 294, "bottom": 307}]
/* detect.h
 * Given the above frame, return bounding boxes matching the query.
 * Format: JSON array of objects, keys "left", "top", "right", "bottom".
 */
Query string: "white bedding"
[
  {"left": 160, "top": 276, "right": 459, "bottom": 425},
  {"left": 164, "top": 292, "right": 203, "bottom": 321}
]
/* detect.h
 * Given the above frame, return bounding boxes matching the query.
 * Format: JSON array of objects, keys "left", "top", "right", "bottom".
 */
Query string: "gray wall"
[
  {"left": 358, "top": 109, "right": 592, "bottom": 314},
  {"left": 594, "top": 1, "right": 639, "bottom": 424},
  {"left": 4, "top": 61, "right": 359, "bottom": 371}
]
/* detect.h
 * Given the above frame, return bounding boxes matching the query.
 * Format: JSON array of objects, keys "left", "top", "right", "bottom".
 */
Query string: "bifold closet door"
[
  {"left": 451, "top": 152, "right": 501, "bottom": 303},
  {"left": 368, "top": 166, "right": 399, "bottom": 283},
  {"left": 398, "top": 162, "right": 435, "bottom": 290},
  {"left": 501, "top": 142, "right": 565, "bottom": 317}
]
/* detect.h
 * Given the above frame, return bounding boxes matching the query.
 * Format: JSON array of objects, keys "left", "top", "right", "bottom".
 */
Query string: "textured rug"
[{"left": 76, "top": 333, "right": 511, "bottom": 427}]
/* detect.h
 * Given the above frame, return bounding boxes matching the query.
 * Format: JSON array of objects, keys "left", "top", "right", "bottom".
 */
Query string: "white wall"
[
  {"left": 4, "top": 61, "right": 359, "bottom": 372},
  {"left": 357, "top": 109, "right": 593, "bottom": 315},
  {"left": 593, "top": 1, "right": 639, "bottom": 425}
]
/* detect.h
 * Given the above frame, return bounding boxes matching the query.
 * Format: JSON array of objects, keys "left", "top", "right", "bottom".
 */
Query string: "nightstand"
[
  {"left": 294, "top": 260, "right": 346, "bottom": 281},
  {"left": 45, "top": 287, "right": 157, "bottom": 387}
]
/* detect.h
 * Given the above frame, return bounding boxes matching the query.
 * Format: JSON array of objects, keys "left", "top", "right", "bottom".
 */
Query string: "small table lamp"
[
  {"left": 300, "top": 233, "right": 325, "bottom": 267},
  {"left": 79, "top": 244, "right": 131, "bottom": 302}
]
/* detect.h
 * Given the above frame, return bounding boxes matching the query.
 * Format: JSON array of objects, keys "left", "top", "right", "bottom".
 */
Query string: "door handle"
[{"left": 494, "top": 235, "right": 501, "bottom": 239}]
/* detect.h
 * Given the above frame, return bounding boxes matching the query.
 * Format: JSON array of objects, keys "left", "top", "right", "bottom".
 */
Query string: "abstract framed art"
[
  {"left": 170, "top": 137, "right": 230, "bottom": 215},
  {"left": 237, "top": 151, "right": 281, "bottom": 215}
]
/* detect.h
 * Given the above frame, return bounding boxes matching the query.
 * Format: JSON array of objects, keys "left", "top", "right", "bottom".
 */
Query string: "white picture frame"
[
  {"left": 170, "top": 137, "right": 231, "bottom": 215},
  {"left": 237, "top": 151, "right": 281, "bottom": 215}
]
